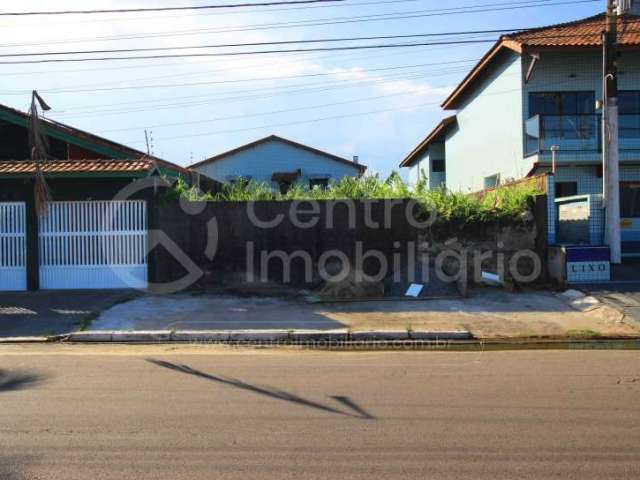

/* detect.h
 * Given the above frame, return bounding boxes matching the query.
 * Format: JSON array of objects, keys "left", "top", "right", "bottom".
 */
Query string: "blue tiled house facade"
[
  {"left": 191, "top": 135, "right": 366, "bottom": 193},
  {"left": 401, "top": 13, "right": 640, "bottom": 257}
]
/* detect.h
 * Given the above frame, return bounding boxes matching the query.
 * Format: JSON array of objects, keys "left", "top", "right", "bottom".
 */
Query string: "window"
[
  {"left": 619, "top": 91, "right": 640, "bottom": 114},
  {"left": 621, "top": 182, "right": 640, "bottom": 218},
  {"left": 432, "top": 160, "right": 445, "bottom": 173},
  {"left": 529, "top": 91, "right": 596, "bottom": 140},
  {"left": 484, "top": 174, "right": 500, "bottom": 189},
  {"left": 619, "top": 91, "right": 640, "bottom": 140},
  {"left": 529, "top": 92, "right": 595, "bottom": 116},
  {"left": 309, "top": 178, "right": 329, "bottom": 189},
  {"left": 555, "top": 182, "right": 578, "bottom": 198}
]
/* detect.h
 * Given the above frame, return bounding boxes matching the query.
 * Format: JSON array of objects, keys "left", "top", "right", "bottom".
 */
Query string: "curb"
[
  {"left": 2, "top": 333, "right": 639, "bottom": 350},
  {"left": 0, "top": 336, "right": 50, "bottom": 344},
  {"left": 49, "top": 329, "right": 473, "bottom": 343}
]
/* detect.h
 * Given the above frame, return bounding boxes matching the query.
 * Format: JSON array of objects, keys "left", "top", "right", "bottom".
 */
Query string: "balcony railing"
[{"left": 525, "top": 114, "right": 640, "bottom": 156}]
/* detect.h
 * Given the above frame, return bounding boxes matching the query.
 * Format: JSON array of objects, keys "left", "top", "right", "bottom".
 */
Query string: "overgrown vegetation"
[{"left": 167, "top": 173, "right": 541, "bottom": 224}]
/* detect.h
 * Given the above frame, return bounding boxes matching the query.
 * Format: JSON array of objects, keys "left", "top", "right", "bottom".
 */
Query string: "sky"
[{"left": 0, "top": 0, "right": 605, "bottom": 176}]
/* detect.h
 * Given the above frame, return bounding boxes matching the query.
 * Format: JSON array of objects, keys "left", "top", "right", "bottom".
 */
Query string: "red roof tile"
[
  {"left": 505, "top": 13, "right": 640, "bottom": 48},
  {"left": 0, "top": 159, "right": 154, "bottom": 175}
]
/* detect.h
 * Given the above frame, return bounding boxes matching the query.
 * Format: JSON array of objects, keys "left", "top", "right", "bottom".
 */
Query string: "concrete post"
[{"left": 603, "top": 99, "right": 622, "bottom": 263}]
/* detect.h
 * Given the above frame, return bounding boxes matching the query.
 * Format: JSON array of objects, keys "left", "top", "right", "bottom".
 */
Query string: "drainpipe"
[{"left": 550, "top": 145, "right": 559, "bottom": 174}]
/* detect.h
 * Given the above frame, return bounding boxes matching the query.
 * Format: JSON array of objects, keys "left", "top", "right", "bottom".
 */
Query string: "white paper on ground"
[
  {"left": 481, "top": 271, "right": 502, "bottom": 285},
  {"left": 405, "top": 284, "right": 424, "bottom": 297}
]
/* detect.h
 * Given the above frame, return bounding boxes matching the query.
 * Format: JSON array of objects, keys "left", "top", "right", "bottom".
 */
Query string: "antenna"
[
  {"left": 29, "top": 90, "right": 52, "bottom": 215},
  {"left": 144, "top": 130, "right": 151, "bottom": 155}
]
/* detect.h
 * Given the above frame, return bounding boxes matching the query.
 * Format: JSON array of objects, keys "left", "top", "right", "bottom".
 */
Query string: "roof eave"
[
  {"left": 191, "top": 134, "right": 367, "bottom": 172},
  {"left": 441, "top": 40, "right": 523, "bottom": 110},
  {"left": 399, "top": 116, "right": 456, "bottom": 168}
]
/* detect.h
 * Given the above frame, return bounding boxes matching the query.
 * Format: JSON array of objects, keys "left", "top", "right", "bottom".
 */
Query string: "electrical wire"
[
  {"left": 0, "top": 0, "right": 349, "bottom": 16},
  {"left": 52, "top": 68, "right": 469, "bottom": 118},
  {"left": 0, "top": 0, "right": 595, "bottom": 49},
  {"left": 99, "top": 88, "right": 438, "bottom": 133},
  {"left": 0, "top": 25, "right": 623, "bottom": 66},
  {"left": 0, "top": 0, "right": 420, "bottom": 28},
  {"left": 2, "top": 58, "right": 478, "bottom": 95},
  {"left": 0, "top": 29, "right": 531, "bottom": 58},
  {"left": 113, "top": 74, "right": 601, "bottom": 146}
]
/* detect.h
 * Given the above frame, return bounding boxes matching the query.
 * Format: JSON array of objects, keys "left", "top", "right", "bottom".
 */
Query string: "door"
[
  {"left": 0, "top": 202, "right": 27, "bottom": 292},
  {"left": 39, "top": 201, "right": 148, "bottom": 290}
]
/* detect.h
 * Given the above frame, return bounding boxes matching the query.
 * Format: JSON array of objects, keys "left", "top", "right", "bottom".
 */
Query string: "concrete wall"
[
  {"left": 150, "top": 199, "right": 420, "bottom": 287},
  {"left": 194, "top": 139, "right": 362, "bottom": 188},
  {"left": 445, "top": 51, "right": 525, "bottom": 193},
  {"left": 150, "top": 198, "right": 547, "bottom": 289}
]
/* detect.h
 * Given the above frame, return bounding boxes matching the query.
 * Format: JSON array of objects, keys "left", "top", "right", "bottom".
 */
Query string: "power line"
[
  {"left": 52, "top": 68, "right": 467, "bottom": 118},
  {"left": 2, "top": 58, "right": 478, "bottom": 95},
  {"left": 0, "top": 0, "right": 590, "bottom": 49},
  {"left": 45, "top": 59, "right": 476, "bottom": 116},
  {"left": 0, "top": 0, "right": 419, "bottom": 28},
  {"left": 0, "top": 38, "right": 431, "bottom": 77},
  {"left": 114, "top": 74, "right": 599, "bottom": 146},
  {"left": 125, "top": 99, "right": 442, "bottom": 143},
  {"left": 100, "top": 88, "right": 435, "bottom": 134},
  {"left": 0, "top": 0, "right": 349, "bottom": 16},
  {"left": 0, "top": 39, "right": 499, "bottom": 65},
  {"left": 0, "top": 29, "right": 530, "bottom": 58},
  {"left": 0, "top": 24, "right": 618, "bottom": 65}
]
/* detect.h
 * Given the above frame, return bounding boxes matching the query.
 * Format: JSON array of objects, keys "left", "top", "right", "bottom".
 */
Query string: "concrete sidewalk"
[
  {"left": 580, "top": 283, "right": 640, "bottom": 325},
  {"left": 0, "top": 290, "right": 138, "bottom": 338},
  {"left": 90, "top": 288, "right": 640, "bottom": 340}
]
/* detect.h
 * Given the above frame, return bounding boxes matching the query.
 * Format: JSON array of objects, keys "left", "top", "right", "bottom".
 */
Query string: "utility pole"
[
  {"left": 603, "top": 0, "right": 621, "bottom": 264},
  {"left": 144, "top": 130, "right": 151, "bottom": 155}
]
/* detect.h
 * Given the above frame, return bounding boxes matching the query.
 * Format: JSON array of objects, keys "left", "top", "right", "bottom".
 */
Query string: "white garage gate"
[
  {"left": 0, "top": 202, "right": 27, "bottom": 292},
  {"left": 39, "top": 200, "right": 148, "bottom": 290}
]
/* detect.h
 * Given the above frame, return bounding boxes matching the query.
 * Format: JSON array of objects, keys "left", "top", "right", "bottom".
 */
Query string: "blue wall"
[
  {"left": 407, "top": 143, "right": 445, "bottom": 189},
  {"left": 523, "top": 50, "right": 640, "bottom": 162},
  {"left": 194, "top": 138, "right": 363, "bottom": 188},
  {"left": 444, "top": 51, "right": 526, "bottom": 192}
]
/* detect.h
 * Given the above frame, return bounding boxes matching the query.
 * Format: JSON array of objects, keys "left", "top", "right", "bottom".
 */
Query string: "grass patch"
[{"left": 566, "top": 329, "right": 602, "bottom": 339}]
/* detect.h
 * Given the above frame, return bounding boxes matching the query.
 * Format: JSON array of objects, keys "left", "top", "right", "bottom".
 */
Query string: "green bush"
[{"left": 169, "top": 173, "right": 541, "bottom": 224}]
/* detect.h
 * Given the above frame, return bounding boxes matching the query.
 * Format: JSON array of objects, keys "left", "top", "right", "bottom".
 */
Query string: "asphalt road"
[{"left": 1, "top": 345, "right": 639, "bottom": 479}]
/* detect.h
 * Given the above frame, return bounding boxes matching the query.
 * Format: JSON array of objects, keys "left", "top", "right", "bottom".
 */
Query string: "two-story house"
[
  {"left": 401, "top": 12, "right": 640, "bottom": 257},
  {"left": 191, "top": 135, "right": 366, "bottom": 193}
]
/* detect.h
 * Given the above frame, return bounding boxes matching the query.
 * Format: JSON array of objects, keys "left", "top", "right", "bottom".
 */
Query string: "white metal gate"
[
  {"left": 0, "top": 202, "right": 27, "bottom": 292},
  {"left": 39, "top": 201, "right": 148, "bottom": 290}
]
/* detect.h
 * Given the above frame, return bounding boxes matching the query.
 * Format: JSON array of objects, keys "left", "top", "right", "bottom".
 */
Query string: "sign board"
[{"left": 565, "top": 246, "right": 610, "bottom": 283}]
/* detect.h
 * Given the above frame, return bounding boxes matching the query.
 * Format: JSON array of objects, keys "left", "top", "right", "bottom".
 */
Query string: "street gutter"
[{"left": 1, "top": 331, "right": 640, "bottom": 351}]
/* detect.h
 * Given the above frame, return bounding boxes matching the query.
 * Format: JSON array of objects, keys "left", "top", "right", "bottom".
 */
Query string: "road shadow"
[
  {"left": 0, "top": 370, "right": 46, "bottom": 393},
  {"left": 0, "top": 290, "right": 137, "bottom": 337},
  {"left": 146, "top": 359, "right": 375, "bottom": 420}
]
